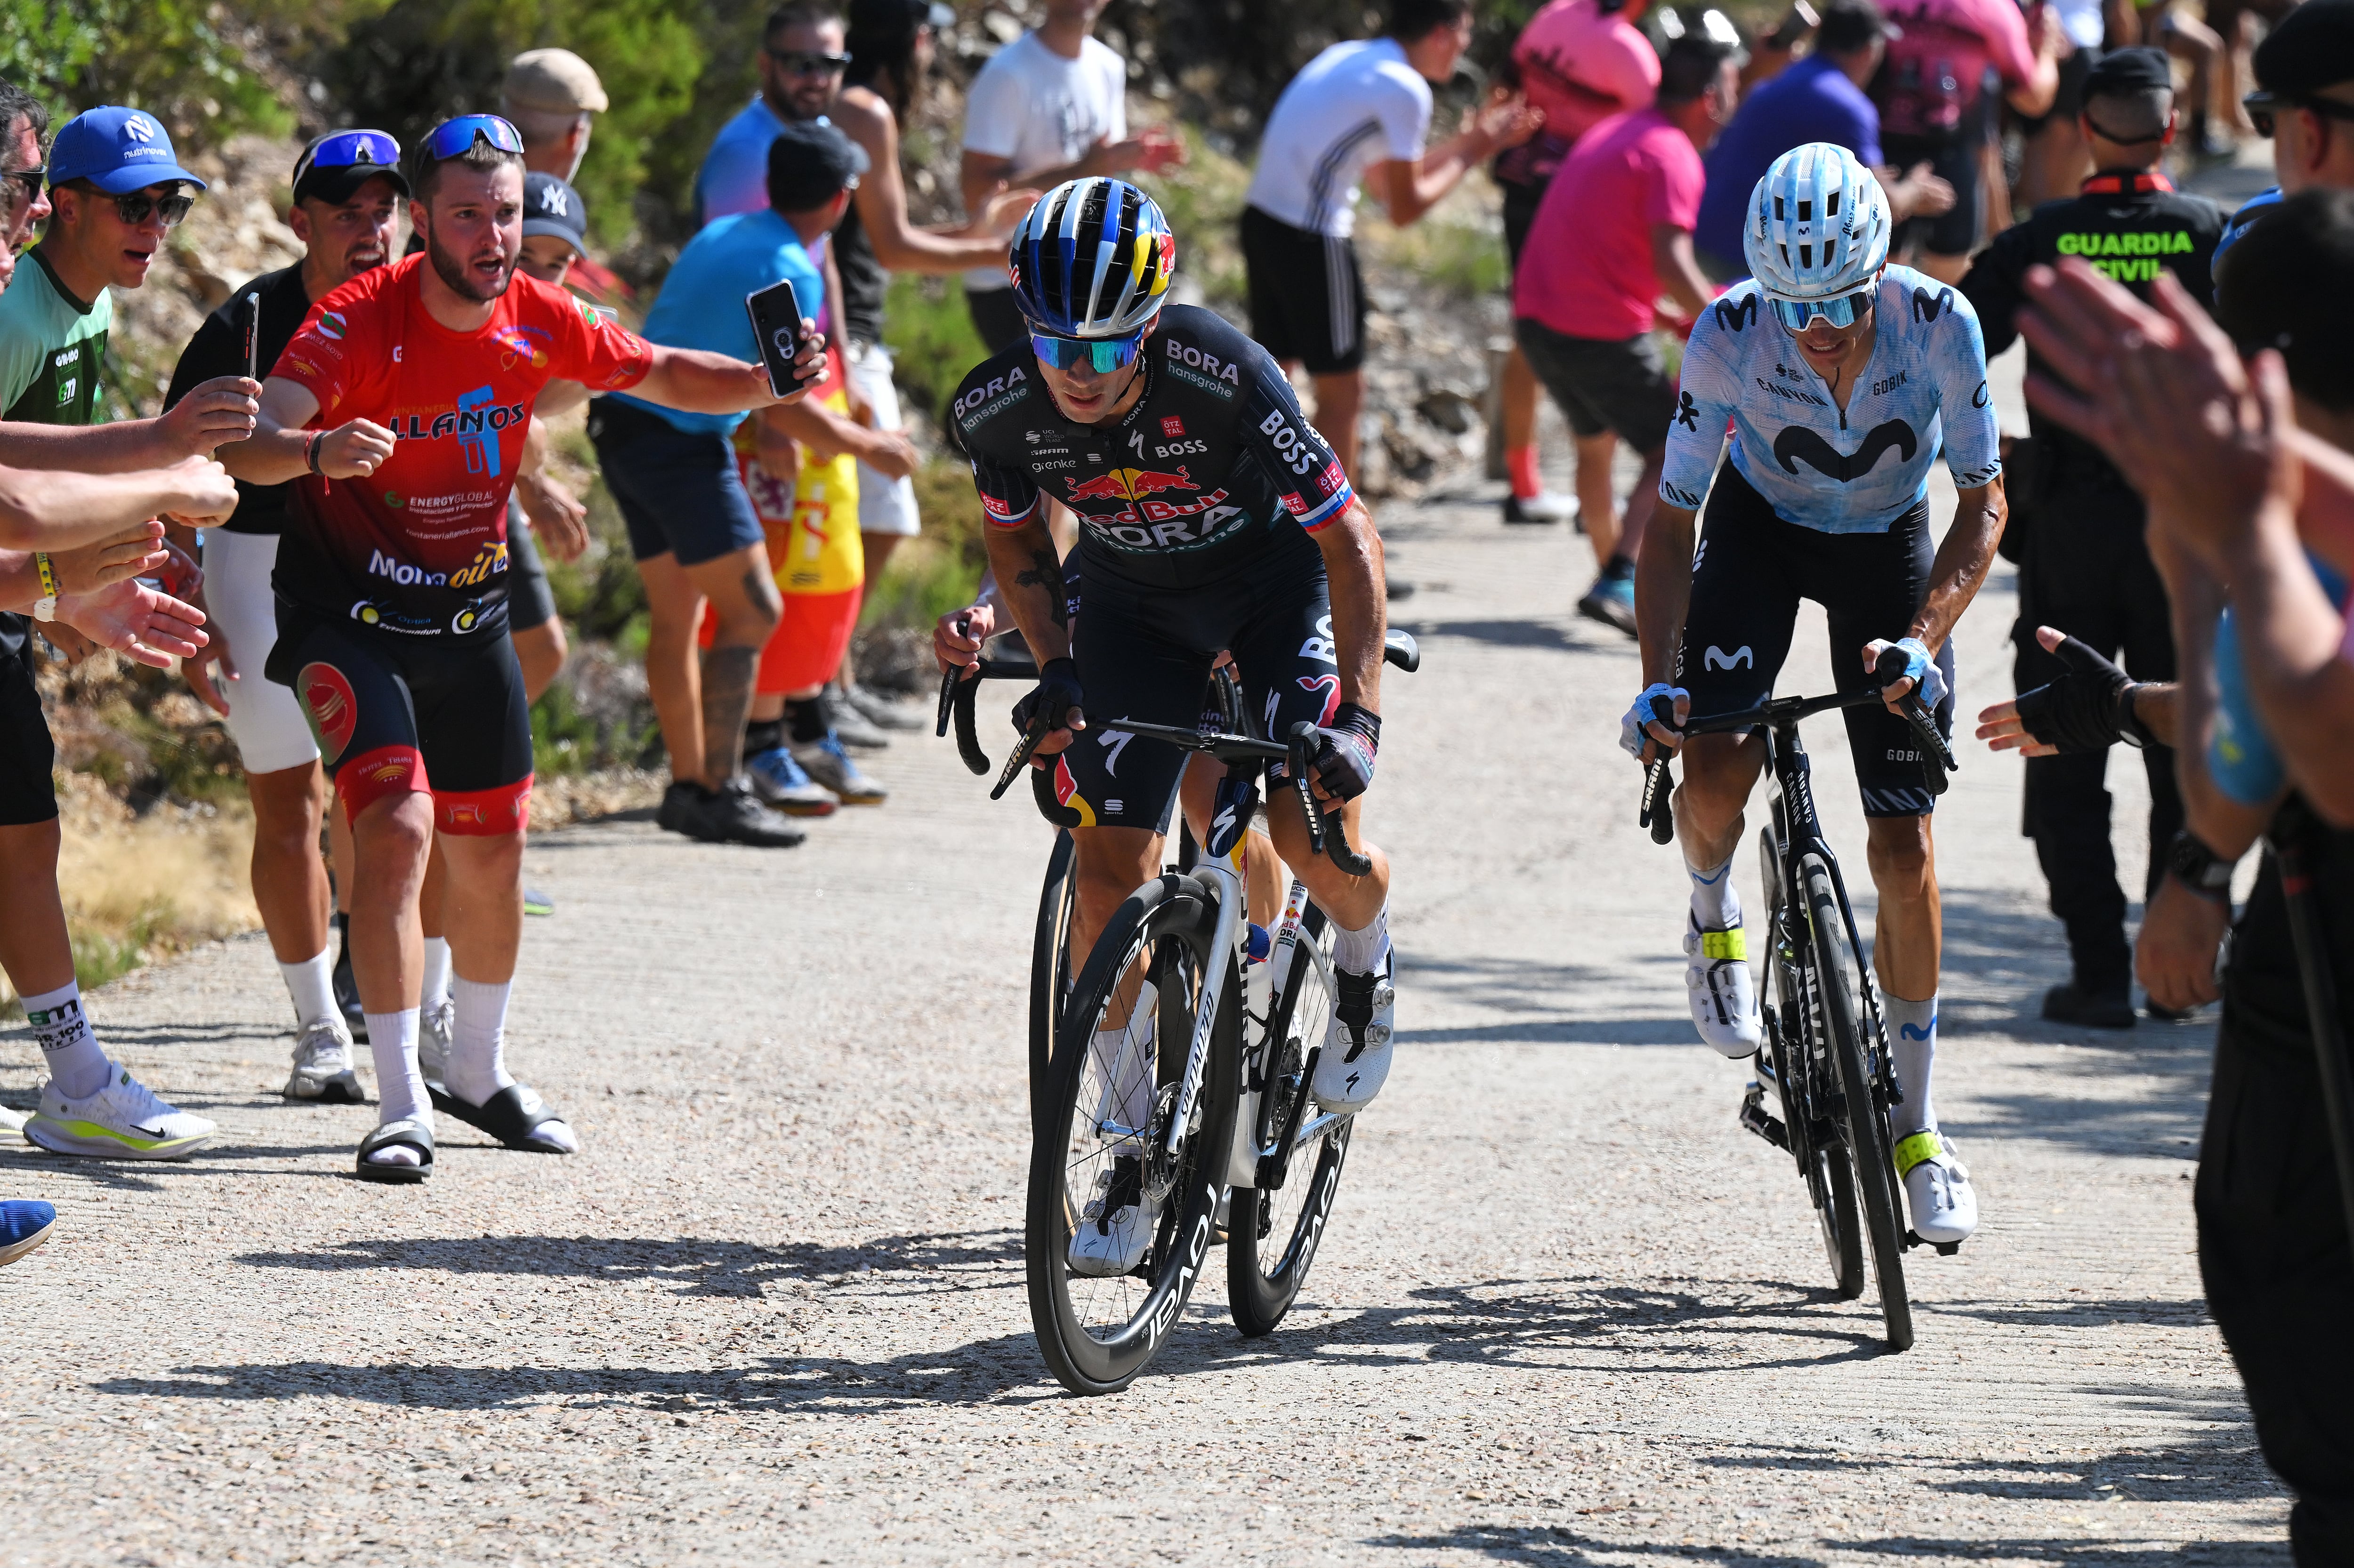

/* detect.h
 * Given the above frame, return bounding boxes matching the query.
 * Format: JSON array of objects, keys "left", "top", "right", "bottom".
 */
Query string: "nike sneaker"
[
  {"left": 1068, "top": 1154, "right": 1159, "bottom": 1277},
  {"left": 1895, "top": 1127, "right": 1978, "bottom": 1246},
  {"left": 284, "top": 1016, "right": 365, "bottom": 1103},
  {"left": 24, "top": 1065, "right": 216, "bottom": 1160},
  {"left": 1685, "top": 911, "right": 1762, "bottom": 1056},
  {"left": 746, "top": 745, "right": 840, "bottom": 816},
  {"left": 1313, "top": 951, "right": 1395, "bottom": 1111}
]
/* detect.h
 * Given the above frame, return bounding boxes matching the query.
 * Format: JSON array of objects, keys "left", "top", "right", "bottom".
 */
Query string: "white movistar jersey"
[{"left": 1658, "top": 265, "right": 2002, "bottom": 534}]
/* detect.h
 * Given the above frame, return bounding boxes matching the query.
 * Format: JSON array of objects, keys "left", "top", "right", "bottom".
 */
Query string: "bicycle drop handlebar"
[
  {"left": 1636, "top": 645, "right": 1957, "bottom": 844},
  {"left": 1091, "top": 716, "right": 1376, "bottom": 878}
]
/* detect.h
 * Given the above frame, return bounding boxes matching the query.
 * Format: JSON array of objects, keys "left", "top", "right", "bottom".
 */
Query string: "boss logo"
[{"left": 1154, "top": 439, "right": 1207, "bottom": 458}]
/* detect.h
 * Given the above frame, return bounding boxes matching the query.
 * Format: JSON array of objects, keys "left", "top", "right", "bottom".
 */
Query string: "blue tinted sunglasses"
[
  {"left": 293, "top": 129, "right": 402, "bottom": 187},
  {"left": 419, "top": 114, "right": 524, "bottom": 163},
  {"left": 1030, "top": 326, "right": 1147, "bottom": 374},
  {"left": 1767, "top": 289, "right": 1874, "bottom": 331}
]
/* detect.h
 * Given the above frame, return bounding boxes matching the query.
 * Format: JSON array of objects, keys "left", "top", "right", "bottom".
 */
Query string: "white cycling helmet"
[{"left": 1743, "top": 143, "right": 1890, "bottom": 309}]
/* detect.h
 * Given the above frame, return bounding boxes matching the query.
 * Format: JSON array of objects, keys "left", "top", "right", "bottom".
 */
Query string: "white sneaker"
[
  {"left": 1896, "top": 1127, "right": 1978, "bottom": 1246},
  {"left": 284, "top": 1017, "right": 364, "bottom": 1103},
  {"left": 24, "top": 1065, "right": 216, "bottom": 1160},
  {"left": 1068, "top": 1154, "right": 1159, "bottom": 1277},
  {"left": 1685, "top": 912, "right": 1763, "bottom": 1057},
  {"left": 1313, "top": 953, "right": 1395, "bottom": 1111},
  {"left": 419, "top": 998, "right": 455, "bottom": 1094},
  {"left": 0, "top": 1103, "right": 25, "bottom": 1134}
]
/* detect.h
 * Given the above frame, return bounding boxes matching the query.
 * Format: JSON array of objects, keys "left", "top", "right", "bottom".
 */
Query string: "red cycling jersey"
[{"left": 270, "top": 253, "right": 653, "bottom": 639}]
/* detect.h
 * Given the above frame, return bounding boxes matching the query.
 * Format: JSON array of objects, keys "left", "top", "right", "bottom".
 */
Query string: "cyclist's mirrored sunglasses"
[
  {"left": 110, "top": 187, "right": 195, "bottom": 228},
  {"left": 768, "top": 48, "right": 853, "bottom": 74},
  {"left": 1767, "top": 289, "right": 1872, "bottom": 331},
  {"left": 420, "top": 114, "right": 524, "bottom": 163},
  {"left": 2243, "top": 89, "right": 2354, "bottom": 138},
  {"left": 1030, "top": 326, "right": 1147, "bottom": 373},
  {"left": 293, "top": 130, "right": 402, "bottom": 186}
]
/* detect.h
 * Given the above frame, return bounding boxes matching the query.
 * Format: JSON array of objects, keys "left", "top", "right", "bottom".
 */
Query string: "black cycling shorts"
[
  {"left": 1049, "top": 530, "right": 1339, "bottom": 831},
  {"left": 0, "top": 644, "right": 57, "bottom": 827},
  {"left": 268, "top": 605, "right": 534, "bottom": 835},
  {"left": 1241, "top": 205, "right": 1366, "bottom": 376},
  {"left": 1678, "top": 461, "right": 1957, "bottom": 818}
]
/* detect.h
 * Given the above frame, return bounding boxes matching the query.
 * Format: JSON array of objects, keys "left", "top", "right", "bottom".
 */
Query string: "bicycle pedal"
[{"left": 1738, "top": 1085, "right": 1790, "bottom": 1151}]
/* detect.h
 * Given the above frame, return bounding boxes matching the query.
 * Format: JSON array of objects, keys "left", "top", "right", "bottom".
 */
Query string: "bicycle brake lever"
[
  {"left": 990, "top": 708, "right": 1054, "bottom": 800},
  {"left": 1640, "top": 755, "right": 1676, "bottom": 844},
  {"left": 1285, "top": 724, "right": 1325, "bottom": 857},
  {"left": 1319, "top": 800, "right": 1376, "bottom": 876},
  {"left": 952, "top": 676, "right": 990, "bottom": 776}
]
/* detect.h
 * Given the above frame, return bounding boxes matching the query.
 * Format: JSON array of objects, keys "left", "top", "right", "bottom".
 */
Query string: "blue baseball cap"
[{"left": 48, "top": 107, "right": 208, "bottom": 195}]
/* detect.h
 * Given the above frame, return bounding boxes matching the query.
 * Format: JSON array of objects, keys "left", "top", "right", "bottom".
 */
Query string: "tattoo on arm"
[{"left": 1014, "top": 547, "right": 1060, "bottom": 592}]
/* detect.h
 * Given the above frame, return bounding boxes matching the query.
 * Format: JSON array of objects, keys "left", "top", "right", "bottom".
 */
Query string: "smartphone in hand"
[
  {"left": 242, "top": 291, "right": 262, "bottom": 381},
  {"left": 745, "top": 278, "right": 810, "bottom": 398}
]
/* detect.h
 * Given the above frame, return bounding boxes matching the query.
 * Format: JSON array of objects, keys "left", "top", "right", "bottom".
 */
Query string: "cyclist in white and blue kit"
[{"left": 1625, "top": 143, "right": 2007, "bottom": 1247}]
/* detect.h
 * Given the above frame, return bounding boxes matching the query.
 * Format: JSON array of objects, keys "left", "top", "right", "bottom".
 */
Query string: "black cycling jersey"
[
  {"left": 1961, "top": 169, "right": 2224, "bottom": 490},
  {"left": 953, "top": 303, "right": 1354, "bottom": 592}
]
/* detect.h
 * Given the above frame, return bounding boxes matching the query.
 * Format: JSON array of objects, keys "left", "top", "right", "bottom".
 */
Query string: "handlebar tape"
[{"left": 951, "top": 677, "right": 990, "bottom": 776}]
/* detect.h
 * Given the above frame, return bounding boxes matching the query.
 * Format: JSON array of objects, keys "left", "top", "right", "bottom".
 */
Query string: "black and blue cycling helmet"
[{"left": 1007, "top": 177, "right": 1176, "bottom": 338}]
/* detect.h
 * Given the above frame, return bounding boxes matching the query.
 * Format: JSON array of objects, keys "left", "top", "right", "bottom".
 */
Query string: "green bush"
[
  {"left": 882, "top": 273, "right": 992, "bottom": 428},
  {"left": 1, "top": 0, "right": 301, "bottom": 143}
]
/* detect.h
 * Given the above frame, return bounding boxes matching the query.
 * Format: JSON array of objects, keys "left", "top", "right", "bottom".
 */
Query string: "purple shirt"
[{"left": 1695, "top": 55, "right": 1883, "bottom": 272}]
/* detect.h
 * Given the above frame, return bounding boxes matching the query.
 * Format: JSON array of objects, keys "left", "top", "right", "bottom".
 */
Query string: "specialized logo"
[
  {"left": 1704, "top": 645, "right": 1753, "bottom": 671},
  {"left": 1774, "top": 419, "right": 1917, "bottom": 482},
  {"left": 1715, "top": 294, "right": 1760, "bottom": 333},
  {"left": 298, "top": 661, "right": 360, "bottom": 763},
  {"left": 1065, "top": 466, "right": 1193, "bottom": 504},
  {"left": 1296, "top": 672, "right": 1342, "bottom": 727},
  {"left": 1908, "top": 287, "right": 1954, "bottom": 324}
]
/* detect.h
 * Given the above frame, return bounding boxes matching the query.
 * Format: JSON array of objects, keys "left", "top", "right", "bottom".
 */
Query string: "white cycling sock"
[
  {"left": 364, "top": 1007, "right": 427, "bottom": 1167},
  {"left": 23, "top": 981, "right": 110, "bottom": 1099},
  {"left": 1885, "top": 992, "right": 1937, "bottom": 1137},
  {"left": 278, "top": 948, "right": 338, "bottom": 1029},
  {"left": 1686, "top": 852, "right": 1741, "bottom": 931},
  {"left": 419, "top": 937, "right": 452, "bottom": 1015},
  {"left": 1331, "top": 903, "right": 1391, "bottom": 975},
  {"left": 446, "top": 976, "right": 515, "bottom": 1106}
]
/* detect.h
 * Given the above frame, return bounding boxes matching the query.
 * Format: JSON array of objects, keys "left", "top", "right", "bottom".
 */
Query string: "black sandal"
[
  {"left": 428, "top": 1083, "right": 574, "bottom": 1153},
  {"left": 355, "top": 1117, "right": 434, "bottom": 1183}
]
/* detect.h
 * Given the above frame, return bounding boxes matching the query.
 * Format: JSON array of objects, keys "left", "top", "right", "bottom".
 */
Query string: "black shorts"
[
  {"left": 267, "top": 605, "right": 534, "bottom": 835},
  {"left": 506, "top": 499, "right": 556, "bottom": 633},
  {"left": 1501, "top": 177, "right": 1547, "bottom": 271},
  {"left": 1678, "top": 461, "right": 1957, "bottom": 818},
  {"left": 1240, "top": 205, "right": 1365, "bottom": 376},
  {"left": 1514, "top": 318, "right": 1676, "bottom": 448},
  {"left": 587, "top": 399, "right": 764, "bottom": 568},
  {"left": 1052, "top": 531, "right": 1339, "bottom": 831},
  {"left": 0, "top": 645, "right": 56, "bottom": 827},
  {"left": 1883, "top": 131, "right": 1982, "bottom": 260},
  {"left": 965, "top": 285, "right": 1031, "bottom": 357}
]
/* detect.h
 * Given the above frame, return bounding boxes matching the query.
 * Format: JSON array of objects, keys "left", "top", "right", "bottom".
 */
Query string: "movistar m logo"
[
  {"left": 1774, "top": 419, "right": 1918, "bottom": 482},
  {"left": 1899, "top": 1021, "right": 1935, "bottom": 1040},
  {"left": 1715, "top": 294, "right": 1760, "bottom": 333},
  {"left": 1909, "top": 287, "right": 1955, "bottom": 323},
  {"left": 1705, "top": 645, "right": 1753, "bottom": 671}
]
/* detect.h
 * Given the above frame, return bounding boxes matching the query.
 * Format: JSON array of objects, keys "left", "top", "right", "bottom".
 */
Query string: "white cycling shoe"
[
  {"left": 1068, "top": 1154, "right": 1159, "bottom": 1277},
  {"left": 1313, "top": 952, "right": 1395, "bottom": 1112},
  {"left": 1895, "top": 1127, "right": 1978, "bottom": 1247},
  {"left": 1685, "top": 912, "right": 1763, "bottom": 1057}
]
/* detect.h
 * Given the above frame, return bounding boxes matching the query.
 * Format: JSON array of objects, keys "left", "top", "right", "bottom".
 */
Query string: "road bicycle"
[
  {"left": 941, "top": 631, "right": 1417, "bottom": 1393},
  {"left": 1636, "top": 649, "right": 1955, "bottom": 1351}
]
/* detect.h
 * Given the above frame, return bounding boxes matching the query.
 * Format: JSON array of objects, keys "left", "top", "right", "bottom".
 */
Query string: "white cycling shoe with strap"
[
  {"left": 1685, "top": 912, "right": 1763, "bottom": 1057},
  {"left": 1895, "top": 1127, "right": 1978, "bottom": 1247}
]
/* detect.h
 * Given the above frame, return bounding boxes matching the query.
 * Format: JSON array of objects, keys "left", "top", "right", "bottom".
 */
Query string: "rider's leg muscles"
[
  {"left": 1265, "top": 787, "right": 1388, "bottom": 933},
  {"left": 1867, "top": 812, "right": 1942, "bottom": 1134},
  {"left": 1178, "top": 756, "right": 1282, "bottom": 926},
  {"left": 1069, "top": 825, "right": 1166, "bottom": 1004}
]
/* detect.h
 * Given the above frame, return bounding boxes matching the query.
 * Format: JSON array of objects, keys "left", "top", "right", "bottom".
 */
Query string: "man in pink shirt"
[
  {"left": 1877, "top": 0, "right": 2060, "bottom": 280},
  {"left": 1514, "top": 34, "right": 1739, "bottom": 635},
  {"left": 1495, "top": 0, "right": 1662, "bottom": 528}
]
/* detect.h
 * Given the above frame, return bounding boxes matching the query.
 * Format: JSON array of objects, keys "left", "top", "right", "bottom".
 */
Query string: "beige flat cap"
[{"left": 503, "top": 48, "right": 609, "bottom": 114}]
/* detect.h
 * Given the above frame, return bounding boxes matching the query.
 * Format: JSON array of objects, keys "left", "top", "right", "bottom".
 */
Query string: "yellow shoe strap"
[
  {"left": 1700, "top": 927, "right": 1746, "bottom": 962},
  {"left": 1892, "top": 1129, "right": 1944, "bottom": 1179}
]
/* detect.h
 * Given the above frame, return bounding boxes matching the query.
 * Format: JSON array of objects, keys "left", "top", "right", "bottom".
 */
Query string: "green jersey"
[{"left": 0, "top": 249, "right": 111, "bottom": 426}]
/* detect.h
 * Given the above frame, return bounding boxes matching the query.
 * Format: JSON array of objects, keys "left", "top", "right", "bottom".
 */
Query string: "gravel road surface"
[{"left": 0, "top": 349, "right": 2288, "bottom": 1565}]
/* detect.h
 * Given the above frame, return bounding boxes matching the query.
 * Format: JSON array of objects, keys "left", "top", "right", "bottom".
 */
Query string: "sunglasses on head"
[
  {"left": 1029, "top": 325, "right": 1148, "bottom": 374},
  {"left": 106, "top": 186, "right": 195, "bottom": 228},
  {"left": 2243, "top": 89, "right": 2354, "bottom": 138},
  {"left": 419, "top": 114, "right": 524, "bottom": 164},
  {"left": 293, "top": 129, "right": 402, "bottom": 187},
  {"left": 768, "top": 48, "right": 853, "bottom": 75},
  {"left": 1767, "top": 288, "right": 1873, "bottom": 331}
]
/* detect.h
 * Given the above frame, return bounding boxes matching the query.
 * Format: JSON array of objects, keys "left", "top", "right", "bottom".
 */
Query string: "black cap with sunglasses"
[
  {"left": 2252, "top": 0, "right": 2354, "bottom": 100},
  {"left": 292, "top": 129, "right": 411, "bottom": 206}
]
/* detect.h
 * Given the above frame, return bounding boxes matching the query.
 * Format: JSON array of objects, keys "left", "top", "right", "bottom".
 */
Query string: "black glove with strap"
[
  {"left": 1011, "top": 657, "right": 1085, "bottom": 741},
  {"left": 1308, "top": 702, "right": 1381, "bottom": 802},
  {"left": 2015, "top": 635, "right": 2158, "bottom": 754}
]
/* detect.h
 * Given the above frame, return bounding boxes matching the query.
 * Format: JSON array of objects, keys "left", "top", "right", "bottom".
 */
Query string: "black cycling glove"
[
  {"left": 1308, "top": 702, "right": 1381, "bottom": 802},
  {"left": 2015, "top": 634, "right": 2157, "bottom": 753},
  {"left": 1011, "top": 657, "right": 1085, "bottom": 739}
]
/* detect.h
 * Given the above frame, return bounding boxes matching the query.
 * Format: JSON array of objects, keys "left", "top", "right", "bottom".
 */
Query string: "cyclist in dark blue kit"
[{"left": 954, "top": 177, "right": 1396, "bottom": 1274}]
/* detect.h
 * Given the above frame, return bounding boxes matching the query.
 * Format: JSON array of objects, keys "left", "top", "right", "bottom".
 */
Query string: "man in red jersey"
[{"left": 224, "top": 116, "right": 814, "bottom": 1182}]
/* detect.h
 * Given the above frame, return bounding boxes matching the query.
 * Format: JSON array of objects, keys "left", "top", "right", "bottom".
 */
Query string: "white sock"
[
  {"left": 278, "top": 948, "right": 338, "bottom": 1029},
  {"left": 447, "top": 976, "right": 516, "bottom": 1106},
  {"left": 1330, "top": 903, "right": 1391, "bottom": 975},
  {"left": 1686, "top": 852, "right": 1741, "bottom": 931},
  {"left": 1885, "top": 993, "right": 1937, "bottom": 1137},
  {"left": 419, "top": 937, "right": 452, "bottom": 1015},
  {"left": 363, "top": 1008, "right": 428, "bottom": 1167},
  {"left": 24, "top": 981, "right": 111, "bottom": 1099}
]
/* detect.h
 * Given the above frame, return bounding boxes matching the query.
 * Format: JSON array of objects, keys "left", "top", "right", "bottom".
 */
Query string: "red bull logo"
[
  {"left": 1052, "top": 756, "right": 1096, "bottom": 828},
  {"left": 1064, "top": 466, "right": 1193, "bottom": 504},
  {"left": 298, "top": 661, "right": 359, "bottom": 763}
]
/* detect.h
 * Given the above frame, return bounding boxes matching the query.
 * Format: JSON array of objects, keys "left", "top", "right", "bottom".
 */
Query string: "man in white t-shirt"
[
  {"left": 957, "top": 0, "right": 1182, "bottom": 352},
  {"left": 1241, "top": 0, "right": 1538, "bottom": 483}
]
